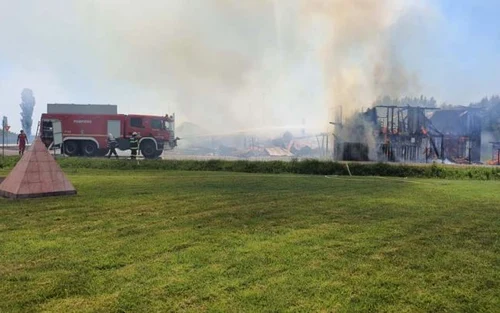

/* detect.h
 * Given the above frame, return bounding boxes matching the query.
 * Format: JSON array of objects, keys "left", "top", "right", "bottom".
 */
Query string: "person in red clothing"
[{"left": 17, "top": 130, "right": 28, "bottom": 155}]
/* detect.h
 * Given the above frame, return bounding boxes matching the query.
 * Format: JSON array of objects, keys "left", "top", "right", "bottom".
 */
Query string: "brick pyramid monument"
[{"left": 0, "top": 137, "right": 77, "bottom": 199}]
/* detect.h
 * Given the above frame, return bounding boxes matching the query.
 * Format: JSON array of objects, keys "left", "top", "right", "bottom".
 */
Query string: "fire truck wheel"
[
  {"left": 141, "top": 140, "right": 156, "bottom": 159},
  {"left": 63, "top": 141, "right": 79, "bottom": 157},
  {"left": 82, "top": 141, "right": 98, "bottom": 157}
]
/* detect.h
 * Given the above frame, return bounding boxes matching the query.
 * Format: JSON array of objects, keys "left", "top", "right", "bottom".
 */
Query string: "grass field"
[{"left": 0, "top": 170, "right": 499, "bottom": 312}]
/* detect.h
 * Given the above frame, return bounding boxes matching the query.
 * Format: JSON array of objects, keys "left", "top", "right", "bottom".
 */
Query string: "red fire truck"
[{"left": 40, "top": 111, "right": 178, "bottom": 159}]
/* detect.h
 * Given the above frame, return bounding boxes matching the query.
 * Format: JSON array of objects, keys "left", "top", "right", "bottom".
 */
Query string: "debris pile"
[{"left": 175, "top": 122, "right": 330, "bottom": 159}]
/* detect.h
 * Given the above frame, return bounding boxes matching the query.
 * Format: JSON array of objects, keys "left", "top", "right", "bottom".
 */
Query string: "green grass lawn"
[{"left": 0, "top": 170, "right": 499, "bottom": 312}]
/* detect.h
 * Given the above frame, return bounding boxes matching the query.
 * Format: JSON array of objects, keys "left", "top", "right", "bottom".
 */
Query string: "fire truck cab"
[{"left": 40, "top": 112, "right": 177, "bottom": 159}]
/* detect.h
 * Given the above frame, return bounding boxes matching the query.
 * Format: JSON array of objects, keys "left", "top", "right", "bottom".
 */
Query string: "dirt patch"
[{"left": 0, "top": 177, "right": 4, "bottom": 184}]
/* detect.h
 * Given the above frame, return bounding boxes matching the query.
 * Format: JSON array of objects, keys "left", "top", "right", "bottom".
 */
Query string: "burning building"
[
  {"left": 333, "top": 113, "right": 373, "bottom": 162},
  {"left": 487, "top": 142, "right": 500, "bottom": 165},
  {"left": 333, "top": 105, "right": 483, "bottom": 164},
  {"left": 335, "top": 105, "right": 441, "bottom": 163},
  {"left": 369, "top": 105, "right": 445, "bottom": 163},
  {"left": 429, "top": 107, "right": 482, "bottom": 163}
]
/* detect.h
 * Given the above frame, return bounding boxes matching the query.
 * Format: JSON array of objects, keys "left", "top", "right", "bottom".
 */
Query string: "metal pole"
[
  {"left": 397, "top": 110, "right": 400, "bottom": 133},
  {"left": 441, "top": 136, "right": 445, "bottom": 164},
  {"left": 426, "top": 139, "right": 429, "bottom": 164},
  {"left": 316, "top": 135, "right": 321, "bottom": 154},
  {"left": 2, "top": 128, "right": 4, "bottom": 158},
  {"left": 469, "top": 140, "right": 471, "bottom": 165},
  {"left": 386, "top": 108, "right": 389, "bottom": 131},
  {"left": 326, "top": 134, "right": 329, "bottom": 157},
  {"left": 322, "top": 135, "right": 325, "bottom": 158},
  {"left": 390, "top": 107, "right": 394, "bottom": 134}
]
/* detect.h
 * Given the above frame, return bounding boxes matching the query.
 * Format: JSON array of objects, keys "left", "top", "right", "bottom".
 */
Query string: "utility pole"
[{"left": 1, "top": 116, "right": 7, "bottom": 158}]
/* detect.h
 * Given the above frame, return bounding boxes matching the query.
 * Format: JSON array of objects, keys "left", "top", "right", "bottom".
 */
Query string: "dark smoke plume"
[{"left": 20, "top": 88, "right": 35, "bottom": 137}]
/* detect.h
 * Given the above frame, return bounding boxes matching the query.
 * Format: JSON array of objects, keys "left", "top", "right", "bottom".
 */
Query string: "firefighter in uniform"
[
  {"left": 107, "top": 133, "right": 119, "bottom": 159},
  {"left": 129, "top": 132, "right": 139, "bottom": 159},
  {"left": 17, "top": 130, "right": 28, "bottom": 156}
]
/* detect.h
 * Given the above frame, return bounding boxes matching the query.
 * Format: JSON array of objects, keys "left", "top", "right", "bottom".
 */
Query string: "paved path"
[{"left": 1, "top": 147, "right": 21, "bottom": 156}]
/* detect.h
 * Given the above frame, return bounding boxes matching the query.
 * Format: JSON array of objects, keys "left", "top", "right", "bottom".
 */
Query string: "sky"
[
  {"left": 415, "top": 0, "right": 500, "bottom": 104},
  {"left": 0, "top": 0, "right": 499, "bottom": 133}
]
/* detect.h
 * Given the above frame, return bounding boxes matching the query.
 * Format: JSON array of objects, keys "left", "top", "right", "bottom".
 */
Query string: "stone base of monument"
[{"left": 0, "top": 138, "right": 77, "bottom": 200}]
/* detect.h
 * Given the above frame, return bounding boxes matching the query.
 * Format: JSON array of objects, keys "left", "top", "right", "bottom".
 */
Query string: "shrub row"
[
  {"left": 2, "top": 156, "right": 500, "bottom": 180},
  {"left": 0, "top": 156, "right": 20, "bottom": 170}
]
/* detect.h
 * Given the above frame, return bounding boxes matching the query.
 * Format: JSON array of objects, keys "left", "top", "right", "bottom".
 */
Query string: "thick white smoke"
[{"left": 0, "top": 0, "right": 437, "bottom": 135}]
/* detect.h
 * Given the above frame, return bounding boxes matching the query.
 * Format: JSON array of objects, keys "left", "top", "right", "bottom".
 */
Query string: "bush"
[
  {"left": 0, "top": 156, "right": 20, "bottom": 170},
  {"left": 2, "top": 155, "right": 500, "bottom": 180}
]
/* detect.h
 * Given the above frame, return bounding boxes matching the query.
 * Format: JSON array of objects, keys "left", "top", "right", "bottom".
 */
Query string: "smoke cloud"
[
  {"left": 301, "top": 0, "right": 428, "bottom": 120},
  {"left": 20, "top": 88, "right": 35, "bottom": 137},
  {"left": 1, "top": 0, "right": 437, "bottom": 135}
]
